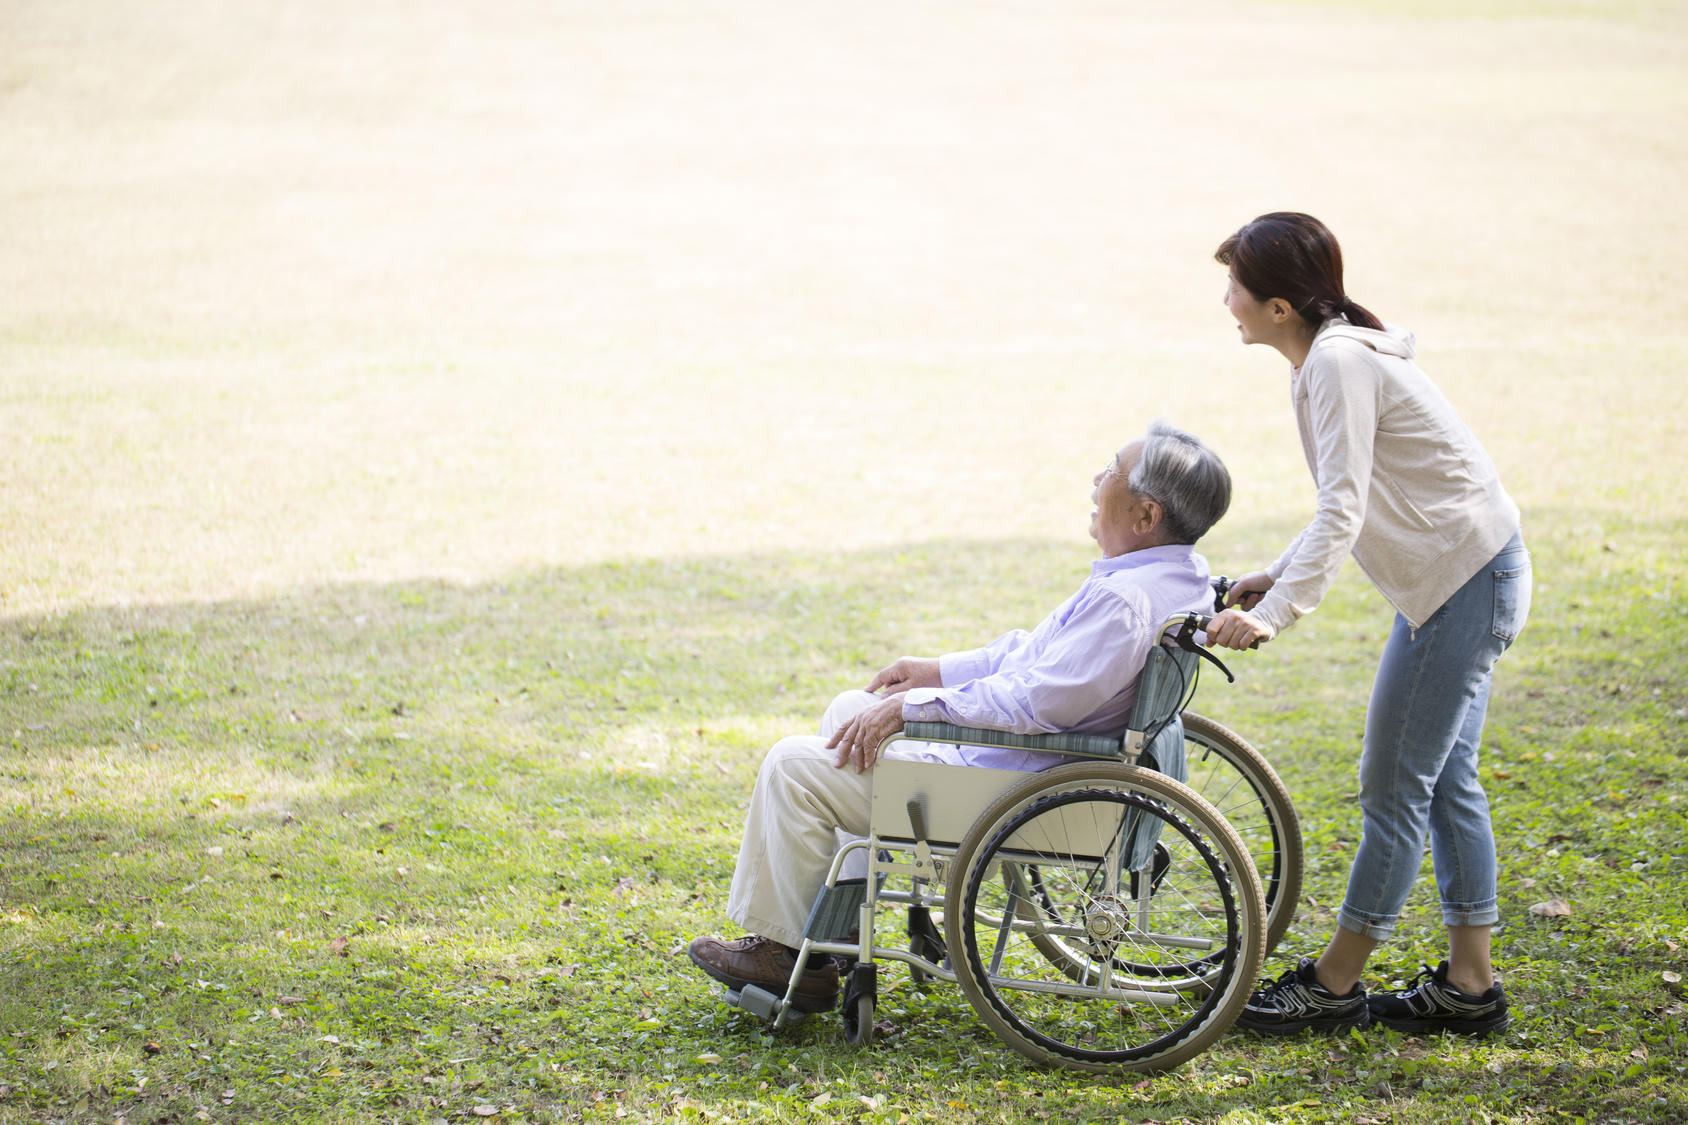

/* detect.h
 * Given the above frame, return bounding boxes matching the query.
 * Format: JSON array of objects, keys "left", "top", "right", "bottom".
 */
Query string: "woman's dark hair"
[{"left": 1214, "top": 212, "right": 1384, "bottom": 331}]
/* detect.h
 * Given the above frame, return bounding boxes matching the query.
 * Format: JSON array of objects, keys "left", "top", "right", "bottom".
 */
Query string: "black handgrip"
[{"left": 1187, "top": 613, "right": 1262, "bottom": 651}]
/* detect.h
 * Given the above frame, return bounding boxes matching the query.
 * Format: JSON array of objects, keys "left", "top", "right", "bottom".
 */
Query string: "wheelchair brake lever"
[
  {"left": 905, "top": 798, "right": 938, "bottom": 883},
  {"left": 905, "top": 798, "right": 929, "bottom": 843}
]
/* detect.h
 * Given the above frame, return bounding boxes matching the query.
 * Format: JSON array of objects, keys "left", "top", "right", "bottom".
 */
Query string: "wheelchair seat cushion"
[{"left": 900, "top": 722, "right": 1123, "bottom": 758}]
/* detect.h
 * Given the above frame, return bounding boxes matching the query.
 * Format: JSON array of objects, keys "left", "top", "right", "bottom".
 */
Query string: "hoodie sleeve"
[
  {"left": 1253, "top": 341, "right": 1382, "bottom": 632},
  {"left": 1266, "top": 530, "right": 1305, "bottom": 583}
]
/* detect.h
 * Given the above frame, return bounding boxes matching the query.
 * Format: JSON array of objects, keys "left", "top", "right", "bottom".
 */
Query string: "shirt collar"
[{"left": 1091, "top": 542, "right": 1196, "bottom": 576}]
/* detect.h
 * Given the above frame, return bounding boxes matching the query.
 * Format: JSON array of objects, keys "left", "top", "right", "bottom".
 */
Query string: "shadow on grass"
[{"left": 2, "top": 522, "right": 1686, "bottom": 1122}]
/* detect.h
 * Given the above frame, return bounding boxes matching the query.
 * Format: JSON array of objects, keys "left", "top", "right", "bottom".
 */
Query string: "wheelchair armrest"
[{"left": 900, "top": 721, "right": 1124, "bottom": 759}]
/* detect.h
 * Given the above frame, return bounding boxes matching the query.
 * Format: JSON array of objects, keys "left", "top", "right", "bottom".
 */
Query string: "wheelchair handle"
[
  {"left": 1168, "top": 611, "right": 1262, "bottom": 652},
  {"left": 1210, "top": 576, "right": 1234, "bottom": 614},
  {"left": 1211, "top": 574, "right": 1265, "bottom": 614}
]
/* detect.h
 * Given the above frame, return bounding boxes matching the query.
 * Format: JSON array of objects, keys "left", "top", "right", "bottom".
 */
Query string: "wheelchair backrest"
[
  {"left": 1120, "top": 640, "right": 1198, "bottom": 787},
  {"left": 1124, "top": 641, "right": 1198, "bottom": 747}
]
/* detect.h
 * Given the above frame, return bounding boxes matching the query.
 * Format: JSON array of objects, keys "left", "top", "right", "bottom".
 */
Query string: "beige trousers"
[{"left": 725, "top": 690, "right": 908, "bottom": 947}]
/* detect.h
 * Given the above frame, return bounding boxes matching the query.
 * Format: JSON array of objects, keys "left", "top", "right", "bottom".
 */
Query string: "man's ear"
[{"left": 1137, "top": 498, "right": 1165, "bottom": 538}]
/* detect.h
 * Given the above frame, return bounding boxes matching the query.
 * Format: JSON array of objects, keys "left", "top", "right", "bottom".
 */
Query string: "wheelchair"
[{"left": 717, "top": 600, "right": 1303, "bottom": 1074}]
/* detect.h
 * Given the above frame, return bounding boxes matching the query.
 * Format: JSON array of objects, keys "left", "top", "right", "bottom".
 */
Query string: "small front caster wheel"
[{"left": 840, "top": 963, "right": 878, "bottom": 1047}]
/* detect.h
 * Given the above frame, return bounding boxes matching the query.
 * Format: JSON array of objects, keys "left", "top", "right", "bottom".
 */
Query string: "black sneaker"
[
  {"left": 1368, "top": 961, "right": 1510, "bottom": 1037},
  {"left": 1234, "top": 957, "right": 1371, "bottom": 1036}
]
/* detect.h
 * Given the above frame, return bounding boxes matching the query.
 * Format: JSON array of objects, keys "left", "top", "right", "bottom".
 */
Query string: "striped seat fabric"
[{"left": 900, "top": 721, "right": 1123, "bottom": 758}]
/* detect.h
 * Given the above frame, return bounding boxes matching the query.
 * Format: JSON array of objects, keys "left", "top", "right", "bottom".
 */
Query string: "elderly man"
[{"left": 688, "top": 421, "right": 1232, "bottom": 1011}]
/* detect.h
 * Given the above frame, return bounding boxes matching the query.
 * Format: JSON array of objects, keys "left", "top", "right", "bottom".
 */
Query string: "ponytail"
[{"left": 1335, "top": 295, "right": 1385, "bottom": 332}]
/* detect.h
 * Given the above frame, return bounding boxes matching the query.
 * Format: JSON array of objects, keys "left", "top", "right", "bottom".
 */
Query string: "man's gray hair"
[{"left": 1127, "top": 421, "right": 1232, "bottom": 545}]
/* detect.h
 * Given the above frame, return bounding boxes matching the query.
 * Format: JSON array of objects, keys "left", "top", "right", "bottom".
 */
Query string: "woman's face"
[{"left": 1223, "top": 271, "right": 1278, "bottom": 347}]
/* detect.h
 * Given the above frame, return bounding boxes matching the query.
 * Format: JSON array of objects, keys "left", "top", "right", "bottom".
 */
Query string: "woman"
[{"left": 1206, "top": 212, "right": 1531, "bottom": 1037}]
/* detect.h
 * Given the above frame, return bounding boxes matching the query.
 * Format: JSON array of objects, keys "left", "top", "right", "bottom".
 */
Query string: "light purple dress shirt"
[{"left": 899, "top": 544, "right": 1212, "bottom": 770}]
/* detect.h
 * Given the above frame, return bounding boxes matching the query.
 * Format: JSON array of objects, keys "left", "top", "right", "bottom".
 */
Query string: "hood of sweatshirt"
[{"left": 1313, "top": 318, "right": 1416, "bottom": 360}]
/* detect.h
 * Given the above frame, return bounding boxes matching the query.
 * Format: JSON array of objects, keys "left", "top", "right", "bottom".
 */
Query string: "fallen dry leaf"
[{"left": 1529, "top": 896, "right": 1572, "bottom": 917}]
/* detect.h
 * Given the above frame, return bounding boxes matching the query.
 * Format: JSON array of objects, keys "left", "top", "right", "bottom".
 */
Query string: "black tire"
[
  {"left": 841, "top": 963, "right": 877, "bottom": 1046},
  {"left": 944, "top": 763, "right": 1264, "bottom": 1073},
  {"left": 843, "top": 994, "right": 874, "bottom": 1046},
  {"left": 1179, "top": 712, "right": 1302, "bottom": 956}
]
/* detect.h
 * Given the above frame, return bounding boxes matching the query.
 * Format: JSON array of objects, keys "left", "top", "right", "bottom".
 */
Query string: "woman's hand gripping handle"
[{"left": 1206, "top": 571, "right": 1275, "bottom": 651}]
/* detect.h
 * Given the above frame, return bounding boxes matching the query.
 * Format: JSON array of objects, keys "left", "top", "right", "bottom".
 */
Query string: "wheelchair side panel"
[
  {"left": 875, "top": 757, "right": 1174, "bottom": 875},
  {"left": 870, "top": 759, "right": 1029, "bottom": 845}
]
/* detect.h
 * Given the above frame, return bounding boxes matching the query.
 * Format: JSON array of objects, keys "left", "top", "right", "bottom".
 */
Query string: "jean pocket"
[{"left": 1491, "top": 563, "right": 1532, "bottom": 645}]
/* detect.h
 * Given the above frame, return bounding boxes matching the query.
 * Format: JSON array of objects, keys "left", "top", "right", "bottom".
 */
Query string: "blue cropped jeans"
[{"left": 1338, "top": 532, "right": 1532, "bottom": 941}]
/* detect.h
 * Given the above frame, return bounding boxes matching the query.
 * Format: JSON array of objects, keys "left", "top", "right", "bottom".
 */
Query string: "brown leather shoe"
[{"left": 687, "top": 935, "right": 840, "bottom": 1013}]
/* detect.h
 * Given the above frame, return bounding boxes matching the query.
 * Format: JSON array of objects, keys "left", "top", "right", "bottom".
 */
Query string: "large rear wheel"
[
  {"left": 944, "top": 763, "right": 1265, "bottom": 1073},
  {"left": 1179, "top": 712, "right": 1302, "bottom": 956}
]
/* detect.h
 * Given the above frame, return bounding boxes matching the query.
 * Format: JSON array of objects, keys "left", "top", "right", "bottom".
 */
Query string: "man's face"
[{"left": 1090, "top": 438, "right": 1150, "bottom": 557}]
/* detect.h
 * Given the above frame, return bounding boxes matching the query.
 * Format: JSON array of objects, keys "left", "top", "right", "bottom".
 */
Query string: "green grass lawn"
[
  {"left": 4, "top": 0, "right": 1688, "bottom": 1121},
  {"left": 3, "top": 529, "right": 1686, "bottom": 1123}
]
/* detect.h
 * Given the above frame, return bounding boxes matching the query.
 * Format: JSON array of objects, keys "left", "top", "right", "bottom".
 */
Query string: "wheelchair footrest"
[{"left": 726, "top": 984, "right": 804, "bottom": 1024}]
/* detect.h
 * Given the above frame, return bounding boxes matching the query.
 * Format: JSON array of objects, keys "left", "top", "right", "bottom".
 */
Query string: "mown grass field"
[{"left": 4, "top": 1, "right": 1687, "bottom": 1122}]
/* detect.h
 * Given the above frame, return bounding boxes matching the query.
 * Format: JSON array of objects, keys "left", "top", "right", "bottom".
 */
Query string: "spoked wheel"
[
  {"left": 1021, "top": 844, "right": 1201, "bottom": 983},
  {"left": 944, "top": 763, "right": 1264, "bottom": 1073},
  {"left": 1179, "top": 712, "right": 1302, "bottom": 957}
]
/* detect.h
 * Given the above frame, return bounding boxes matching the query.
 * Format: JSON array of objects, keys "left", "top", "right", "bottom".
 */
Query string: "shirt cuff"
[
  {"left": 902, "top": 689, "right": 950, "bottom": 723},
  {"left": 939, "top": 650, "right": 991, "bottom": 687}
]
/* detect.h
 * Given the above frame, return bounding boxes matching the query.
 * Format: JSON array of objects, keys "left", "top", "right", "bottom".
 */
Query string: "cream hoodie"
[{"left": 1252, "top": 319, "right": 1521, "bottom": 633}]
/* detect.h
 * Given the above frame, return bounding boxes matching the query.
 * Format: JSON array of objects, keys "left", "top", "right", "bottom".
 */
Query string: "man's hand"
[
  {"left": 1207, "top": 607, "right": 1274, "bottom": 650},
  {"left": 866, "top": 657, "right": 941, "bottom": 695},
  {"left": 827, "top": 693, "right": 907, "bottom": 774}
]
